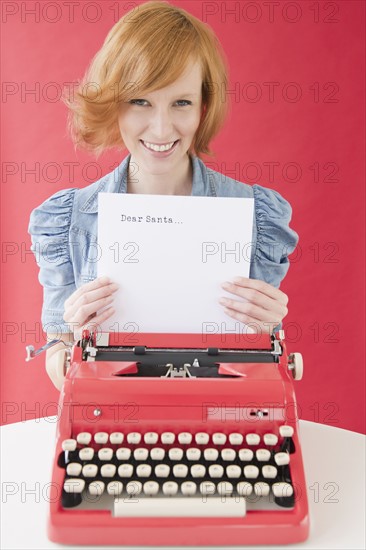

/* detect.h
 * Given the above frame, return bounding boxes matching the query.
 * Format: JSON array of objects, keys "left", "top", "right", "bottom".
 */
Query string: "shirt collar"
[{"left": 79, "top": 152, "right": 215, "bottom": 213}]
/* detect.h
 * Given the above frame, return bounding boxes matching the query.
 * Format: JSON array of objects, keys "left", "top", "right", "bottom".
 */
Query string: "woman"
[{"left": 28, "top": 1, "right": 298, "bottom": 389}]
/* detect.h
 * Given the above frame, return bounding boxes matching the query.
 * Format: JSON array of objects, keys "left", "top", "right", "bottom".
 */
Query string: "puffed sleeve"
[
  {"left": 28, "top": 188, "right": 78, "bottom": 334},
  {"left": 250, "top": 184, "right": 299, "bottom": 289}
]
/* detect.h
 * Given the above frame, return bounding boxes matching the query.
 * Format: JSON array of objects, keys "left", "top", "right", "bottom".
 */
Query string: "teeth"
[{"left": 143, "top": 140, "right": 176, "bottom": 152}]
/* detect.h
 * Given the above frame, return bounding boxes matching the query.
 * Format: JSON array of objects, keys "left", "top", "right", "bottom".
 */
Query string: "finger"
[
  {"left": 64, "top": 282, "right": 119, "bottom": 322},
  {"left": 64, "top": 294, "right": 115, "bottom": 326},
  {"left": 75, "top": 307, "right": 116, "bottom": 339},
  {"left": 74, "top": 307, "right": 115, "bottom": 340},
  {"left": 228, "top": 277, "right": 289, "bottom": 306},
  {"left": 64, "top": 276, "right": 113, "bottom": 309},
  {"left": 221, "top": 282, "right": 283, "bottom": 313},
  {"left": 222, "top": 307, "right": 280, "bottom": 333},
  {"left": 220, "top": 298, "right": 287, "bottom": 324}
]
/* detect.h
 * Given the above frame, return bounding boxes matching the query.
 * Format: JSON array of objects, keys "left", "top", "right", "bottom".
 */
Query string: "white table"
[{"left": 0, "top": 418, "right": 365, "bottom": 549}]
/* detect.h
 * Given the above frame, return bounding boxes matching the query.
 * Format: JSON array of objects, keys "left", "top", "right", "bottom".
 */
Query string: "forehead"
[{"left": 144, "top": 61, "right": 202, "bottom": 97}]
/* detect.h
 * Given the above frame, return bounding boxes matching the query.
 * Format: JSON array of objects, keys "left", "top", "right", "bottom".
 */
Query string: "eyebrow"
[
  {"left": 138, "top": 92, "right": 199, "bottom": 98},
  {"left": 177, "top": 93, "right": 198, "bottom": 97}
]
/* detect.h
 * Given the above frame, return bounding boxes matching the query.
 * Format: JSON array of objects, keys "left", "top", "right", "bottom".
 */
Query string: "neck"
[{"left": 127, "top": 154, "right": 193, "bottom": 196}]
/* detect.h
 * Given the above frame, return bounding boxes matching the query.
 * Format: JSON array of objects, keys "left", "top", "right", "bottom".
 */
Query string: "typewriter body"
[{"left": 27, "top": 330, "right": 309, "bottom": 546}]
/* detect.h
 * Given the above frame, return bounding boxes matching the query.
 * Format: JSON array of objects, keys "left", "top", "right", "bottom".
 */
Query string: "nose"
[{"left": 148, "top": 106, "right": 174, "bottom": 140}]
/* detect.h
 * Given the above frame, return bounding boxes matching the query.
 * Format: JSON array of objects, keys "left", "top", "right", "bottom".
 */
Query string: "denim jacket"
[{"left": 28, "top": 153, "right": 299, "bottom": 333}]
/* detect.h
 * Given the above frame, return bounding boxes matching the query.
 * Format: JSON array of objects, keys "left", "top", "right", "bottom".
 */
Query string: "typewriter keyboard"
[{"left": 59, "top": 426, "right": 296, "bottom": 517}]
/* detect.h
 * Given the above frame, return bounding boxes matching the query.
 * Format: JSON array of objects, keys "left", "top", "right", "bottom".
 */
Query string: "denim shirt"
[{"left": 28, "top": 153, "right": 299, "bottom": 333}]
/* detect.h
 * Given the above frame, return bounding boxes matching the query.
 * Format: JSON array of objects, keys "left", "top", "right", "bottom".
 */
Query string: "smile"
[{"left": 140, "top": 140, "right": 179, "bottom": 153}]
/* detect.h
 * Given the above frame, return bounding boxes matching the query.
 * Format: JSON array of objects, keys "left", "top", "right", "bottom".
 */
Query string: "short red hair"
[{"left": 62, "top": 1, "right": 230, "bottom": 159}]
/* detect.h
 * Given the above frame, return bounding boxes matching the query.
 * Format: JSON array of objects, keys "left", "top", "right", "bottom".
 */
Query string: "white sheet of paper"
[{"left": 97, "top": 193, "right": 254, "bottom": 334}]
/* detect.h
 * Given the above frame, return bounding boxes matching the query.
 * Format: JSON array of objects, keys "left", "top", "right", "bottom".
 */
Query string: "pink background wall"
[{"left": 1, "top": 1, "right": 365, "bottom": 433}]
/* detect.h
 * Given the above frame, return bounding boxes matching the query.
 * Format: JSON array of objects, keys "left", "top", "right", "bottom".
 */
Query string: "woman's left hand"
[{"left": 219, "top": 277, "right": 289, "bottom": 333}]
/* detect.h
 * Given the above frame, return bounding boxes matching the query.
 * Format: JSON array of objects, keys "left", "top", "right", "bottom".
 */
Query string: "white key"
[
  {"left": 263, "top": 433, "right": 278, "bottom": 446},
  {"left": 178, "top": 432, "right": 192, "bottom": 444},
  {"left": 76, "top": 432, "right": 92, "bottom": 445},
  {"left": 212, "top": 433, "right": 227, "bottom": 445},
  {"left": 64, "top": 479, "right": 85, "bottom": 493},
  {"left": 107, "top": 481, "right": 123, "bottom": 496},
  {"left": 162, "top": 481, "right": 178, "bottom": 496},
  {"left": 236, "top": 481, "right": 253, "bottom": 496},
  {"left": 62, "top": 439, "right": 77, "bottom": 451},
  {"left": 256, "top": 449, "right": 271, "bottom": 462},
  {"left": 66, "top": 463, "right": 82, "bottom": 476},
  {"left": 217, "top": 481, "right": 233, "bottom": 496},
  {"left": 82, "top": 464, "right": 98, "bottom": 478},
  {"left": 116, "top": 448, "right": 131, "bottom": 461},
  {"left": 94, "top": 432, "right": 109, "bottom": 445},
  {"left": 254, "top": 482, "right": 270, "bottom": 497},
  {"left": 191, "top": 464, "right": 206, "bottom": 478},
  {"left": 110, "top": 432, "right": 124, "bottom": 445},
  {"left": 127, "top": 432, "right": 141, "bottom": 444},
  {"left": 168, "top": 448, "right": 183, "bottom": 461},
  {"left": 186, "top": 448, "right": 201, "bottom": 461},
  {"left": 262, "top": 465, "right": 278, "bottom": 479},
  {"left": 229, "top": 433, "right": 243, "bottom": 445},
  {"left": 98, "top": 448, "right": 113, "bottom": 461},
  {"left": 221, "top": 449, "right": 236, "bottom": 461},
  {"left": 161, "top": 432, "right": 175, "bottom": 444},
  {"left": 118, "top": 464, "right": 133, "bottom": 477},
  {"left": 209, "top": 465, "right": 224, "bottom": 479},
  {"left": 279, "top": 425, "right": 294, "bottom": 438},
  {"left": 144, "top": 432, "right": 158, "bottom": 444},
  {"left": 155, "top": 464, "right": 170, "bottom": 477},
  {"left": 126, "top": 481, "right": 142, "bottom": 495},
  {"left": 114, "top": 496, "right": 246, "bottom": 517},
  {"left": 274, "top": 452, "right": 290, "bottom": 466},
  {"left": 150, "top": 448, "right": 165, "bottom": 460},
  {"left": 79, "top": 447, "right": 94, "bottom": 461},
  {"left": 181, "top": 481, "right": 197, "bottom": 496},
  {"left": 244, "top": 465, "right": 259, "bottom": 479},
  {"left": 199, "top": 481, "right": 216, "bottom": 496},
  {"left": 136, "top": 464, "right": 152, "bottom": 478},
  {"left": 226, "top": 465, "right": 242, "bottom": 479},
  {"left": 195, "top": 432, "right": 209, "bottom": 445},
  {"left": 88, "top": 481, "right": 105, "bottom": 496},
  {"left": 100, "top": 464, "right": 116, "bottom": 478},
  {"left": 272, "top": 482, "right": 293, "bottom": 498},
  {"left": 238, "top": 449, "right": 254, "bottom": 461},
  {"left": 173, "top": 464, "right": 188, "bottom": 478},
  {"left": 143, "top": 481, "right": 159, "bottom": 496},
  {"left": 246, "top": 433, "right": 260, "bottom": 445},
  {"left": 204, "top": 448, "right": 219, "bottom": 461},
  {"left": 134, "top": 448, "right": 149, "bottom": 461}
]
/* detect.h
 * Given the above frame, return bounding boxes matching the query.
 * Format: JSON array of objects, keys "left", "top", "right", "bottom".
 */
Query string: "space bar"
[{"left": 114, "top": 496, "right": 246, "bottom": 517}]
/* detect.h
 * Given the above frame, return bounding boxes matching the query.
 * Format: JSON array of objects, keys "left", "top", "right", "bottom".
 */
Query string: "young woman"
[{"left": 28, "top": 1, "right": 298, "bottom": 389}]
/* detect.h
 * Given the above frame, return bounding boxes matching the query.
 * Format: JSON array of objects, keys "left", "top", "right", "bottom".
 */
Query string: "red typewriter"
[{"left": 26, "top": 330, "right": 309, "bottom": 546}]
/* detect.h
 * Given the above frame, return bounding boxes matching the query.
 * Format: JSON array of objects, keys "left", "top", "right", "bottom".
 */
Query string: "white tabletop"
[{"left": 0, "top": 418, "right": 365, "bottom": 549}]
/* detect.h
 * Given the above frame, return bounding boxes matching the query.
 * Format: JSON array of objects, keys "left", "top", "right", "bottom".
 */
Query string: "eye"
[
  {"left": 176, "top": 100, "right": 192, "bottom": 106},
  {"left": 129, "top": 99, "right": 148, "bottom": 106}
]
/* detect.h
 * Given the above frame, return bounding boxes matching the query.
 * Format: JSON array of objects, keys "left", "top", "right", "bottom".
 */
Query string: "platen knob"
[{"left": 288, "top": 352, "right": 304, "bottom": 381}]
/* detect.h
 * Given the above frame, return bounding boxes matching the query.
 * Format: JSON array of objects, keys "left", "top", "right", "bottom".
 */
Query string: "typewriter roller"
[{"left": 26, "top": 330, "right": 309, "bottom": 546}]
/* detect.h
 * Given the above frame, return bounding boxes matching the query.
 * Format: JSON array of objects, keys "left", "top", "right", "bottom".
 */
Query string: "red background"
[{"left": 1, "top": 1, "right": 365, "bottom": 433}]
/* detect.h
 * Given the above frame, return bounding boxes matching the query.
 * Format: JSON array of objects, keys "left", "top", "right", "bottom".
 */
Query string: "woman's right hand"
[{"left": 63, "top": 276, "right": 119, "bottom": 340}]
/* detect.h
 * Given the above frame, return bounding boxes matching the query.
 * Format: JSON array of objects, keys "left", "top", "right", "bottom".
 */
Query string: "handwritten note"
[{"left": 98, "top": 193, "right": 254, "bottom": 334}]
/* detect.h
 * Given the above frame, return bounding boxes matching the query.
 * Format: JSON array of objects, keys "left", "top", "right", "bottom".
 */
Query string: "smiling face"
[{"left": 117, "top": 61, "right": 203, "bottom": 175}]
